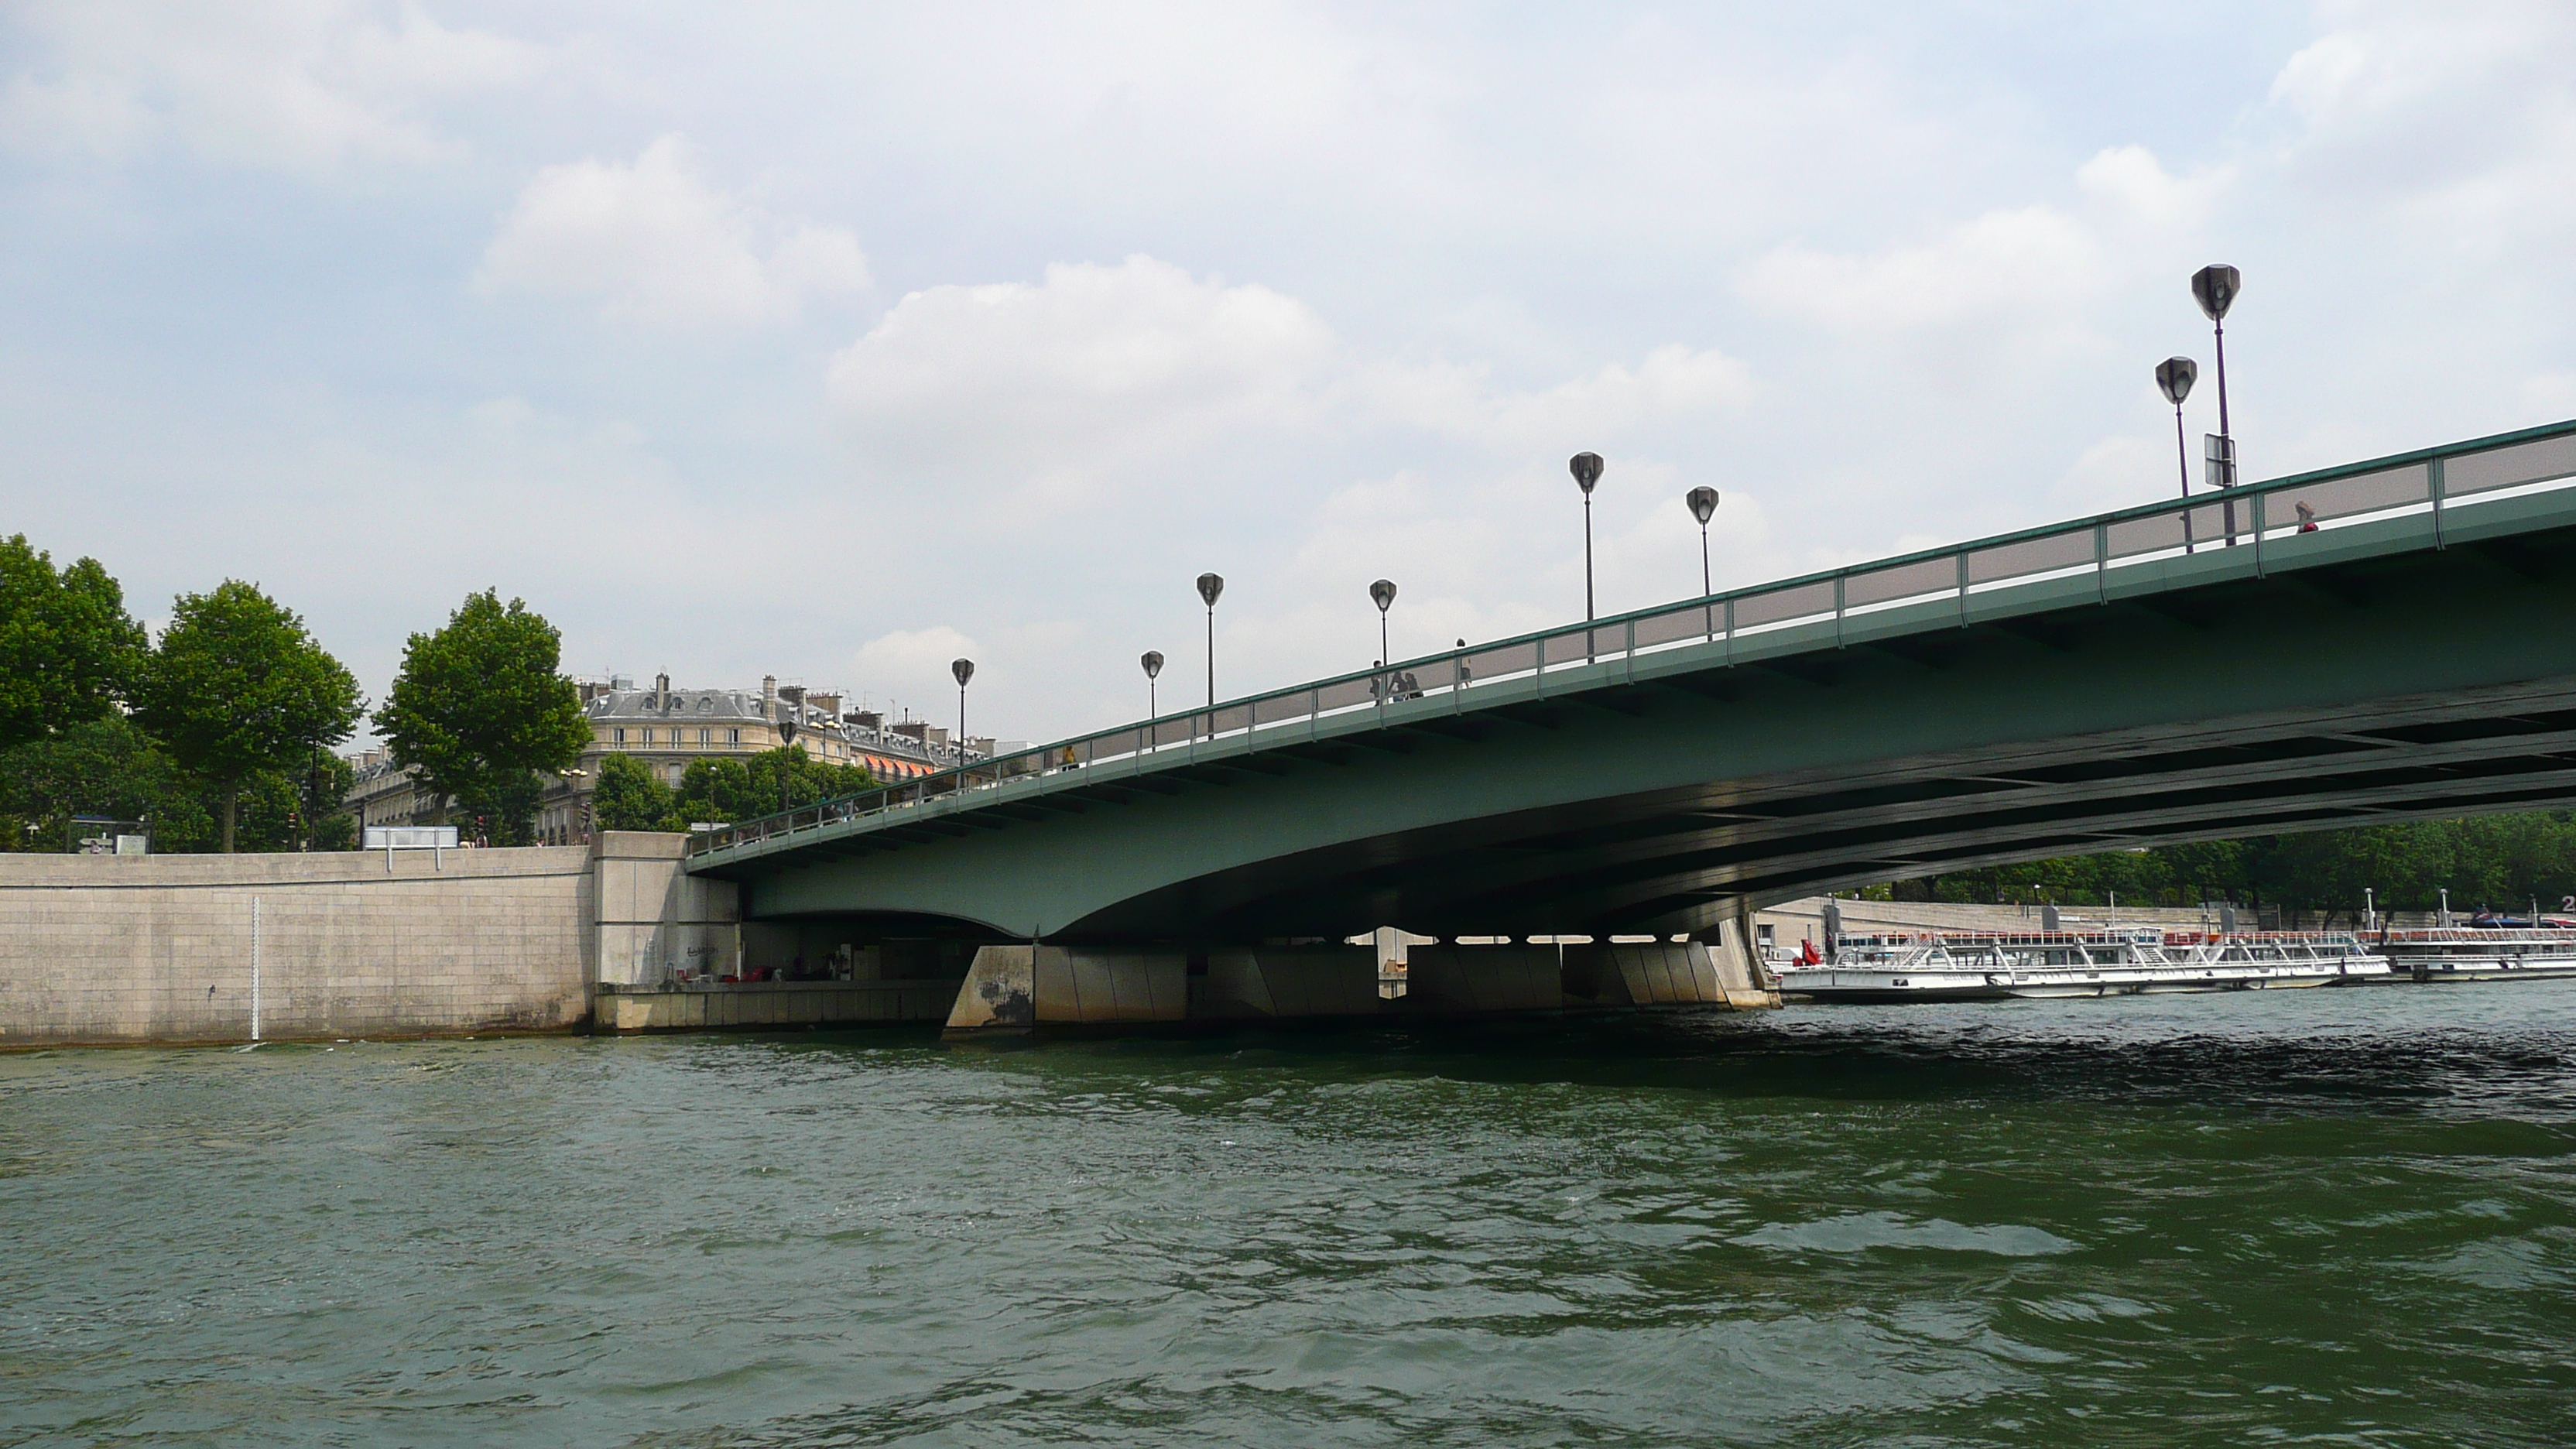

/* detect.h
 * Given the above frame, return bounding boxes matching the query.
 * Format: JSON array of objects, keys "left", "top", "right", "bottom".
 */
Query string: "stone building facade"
[{"left": 347, "top": 672, "right": 1004, "bottom": 847}]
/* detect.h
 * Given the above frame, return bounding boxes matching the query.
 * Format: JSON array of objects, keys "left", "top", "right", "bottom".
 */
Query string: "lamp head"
[
  {"left": 1196, "top": 572, "right": 1225, "bottom": 608},
  {"left": 2155, "top": 356, "right": 2197, "bottom": 406},
  {"left": 1687, "top": 486, "right": 1720, "bottom": 526},
  {"left": 1141, "top": 650, "right": 1164, "bottom": 680},
  {"left": 1370, "top": 578, "right": 1397, "bottom": 613},
  {"left": 2191, "top": 265, "right": 2240, "bottom": 321},
  {"left": 951, "top": 658, "right": 975, "bottom": 688},
  {"left": 1569, "top": 451, "right": 1604, "bottom": 495}
]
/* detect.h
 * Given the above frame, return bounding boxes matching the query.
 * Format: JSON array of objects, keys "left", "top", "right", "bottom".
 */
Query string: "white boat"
[
  {"left": 1774, "top": 928, "right": 2387, "bottom": 1002},
  {"left": 2366, "top": 927, "right": 2576, "bottom": 983}
]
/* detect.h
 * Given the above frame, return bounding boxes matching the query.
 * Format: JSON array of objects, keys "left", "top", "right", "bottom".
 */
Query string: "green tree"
[
  {"left": 591, "top": 752, "right": 678, "bottom": 832},
  {"left": 0, "top": 535, "right": 146, "bottom": 751},
  {"left": 672, "top": 748, "right": 874, "bottom": 826},
  {"left": 0, "top": 714, "right": 204, "bottom": 851},
  {"left": 134, "top": 581, "right": 363, "bottom": 851},
  {"left": 372, "top": 590, "right": 590, "bottom": 845}
]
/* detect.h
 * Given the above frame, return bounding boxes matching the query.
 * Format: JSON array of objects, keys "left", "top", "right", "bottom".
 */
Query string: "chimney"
[
  {"left": 762, "top": 673, "right": 777, "bottom": 700},
  {"left": 656, "top": 670, "right": 670, "bottom": 695}
]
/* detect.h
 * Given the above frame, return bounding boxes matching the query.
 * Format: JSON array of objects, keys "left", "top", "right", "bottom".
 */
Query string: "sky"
[{"left": 5, "top": 2, "right": 2574, "bottom": 747}]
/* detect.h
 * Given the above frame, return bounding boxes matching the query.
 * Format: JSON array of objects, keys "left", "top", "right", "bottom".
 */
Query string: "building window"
[
  {"left": 613, "top": 728, "right": 625, "bottom": 744},
  {"left": 697, "top": 728, "right": 710, "bottom": 745},
  {"left": 727, "top": 728, "right": 740, "bottom": 744}
]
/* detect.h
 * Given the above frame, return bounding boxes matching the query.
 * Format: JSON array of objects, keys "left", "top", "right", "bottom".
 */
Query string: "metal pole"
[
  {"left": 1700, "top": 522, "right": 1712, "bottom": 639},
  {"left": 2174, "top": 402, "right": 2195, "bottom": 553},
  {"left": 1584, "top": 495, "right": 1595, "bottom": 623},
  {"left": 2215, "top": 317, "right": 2237, "bottom": 546},
  {"left": 251, "top": 896, "right": 262, "bottom": 1043},
  {"left": 1205, "top": 605, "right": 1214, "bottom": 738}
]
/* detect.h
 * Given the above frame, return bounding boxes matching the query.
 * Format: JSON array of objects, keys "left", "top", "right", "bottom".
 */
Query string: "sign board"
[{"left": 364, "top": 825, "right": 460, "bottom": 850}]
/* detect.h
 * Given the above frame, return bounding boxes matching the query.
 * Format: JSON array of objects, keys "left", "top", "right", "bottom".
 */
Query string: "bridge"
[{"left": 690, "top": 419, "right": 2576, "bottom": 968}]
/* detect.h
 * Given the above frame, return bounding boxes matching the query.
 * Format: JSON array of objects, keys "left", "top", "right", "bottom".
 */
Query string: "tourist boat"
[
  {"left": 2365, "top": 927, "right": 2576, "bottom": 983},
  {"left": 1773, "top": 928, "right": 2387, "bottom": 1002}
]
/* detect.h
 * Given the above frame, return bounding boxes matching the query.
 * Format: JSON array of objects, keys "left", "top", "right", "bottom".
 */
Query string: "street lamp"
[
  {"left": 775, "top": 706, "right": 800, "bottom": 816},
  {"left": 1569, "top": 452, "right": 1603, "bottom": 623},
  {"left": 1370, "top": 578, "right": 1396, "bottom": 704},
  {"left": 1141, "top": 649, "right": 1164, "bottom": 719},
  {"left": 1196, "top": 571, "right": 1224, "bottom": 737},
  {"left": 2156, "top": 356, "right": 2198, "bottom": 552},
  {"left": 2191, "top": 264, "right": 2242, "bottom": 543},
  {"left": 1686, "top": 485, "right": 1720, "bottom": 639},
  {"left": 951, "top": 658, "right": 974, "bottom": 768}
]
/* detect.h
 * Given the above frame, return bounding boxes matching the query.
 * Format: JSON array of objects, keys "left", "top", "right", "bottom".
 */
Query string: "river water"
[{"left": 5, "top": 985, "right": 2574, "bottom": 1447}]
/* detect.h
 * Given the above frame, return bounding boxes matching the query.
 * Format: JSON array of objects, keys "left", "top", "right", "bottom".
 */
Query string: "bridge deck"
[{"left": 691, "top": 418, "right": 2576, "bottom": 905}]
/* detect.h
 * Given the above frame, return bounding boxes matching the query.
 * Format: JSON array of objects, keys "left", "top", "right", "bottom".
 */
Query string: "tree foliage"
[
  {"left": 0, "top": 534, "right": 146, "bottom": 751},
  {"left": 591, "top": 751, "right": 675, "bottom": 832},
  {"left": 134, "top": 581, "right": 362, "bottom": 851},
  {"left": 1892, "top": 811, "right": 2576, "bottom": 913},
  {"left": 673, "top": 748, "right": 876, "bottom": 827},
  {"left": 0, "top": 715, "right": 354, "bottom": 854},
  {"left": 372, "top": 590, "right": 589, "bottom": 844}
]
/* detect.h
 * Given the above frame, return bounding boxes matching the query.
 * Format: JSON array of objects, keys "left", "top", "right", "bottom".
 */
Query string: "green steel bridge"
[{"left": 690, "top": 419, "right": 2576, "bottom": 945}]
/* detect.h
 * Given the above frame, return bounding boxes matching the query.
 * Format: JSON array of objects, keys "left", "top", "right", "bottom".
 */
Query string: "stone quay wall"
[{"left": 0, "top": 833, "right": 737, "bottom": 1048}]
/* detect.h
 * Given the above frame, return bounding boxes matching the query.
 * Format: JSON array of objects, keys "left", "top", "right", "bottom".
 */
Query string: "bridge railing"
[{"left": 688, "top": 417, "right": 2576, "bottom": 858}]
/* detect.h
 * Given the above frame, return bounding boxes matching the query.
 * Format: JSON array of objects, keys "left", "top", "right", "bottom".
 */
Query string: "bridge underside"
[{"left": 701, "top": 519, "right": 2576, "bottom": 944}]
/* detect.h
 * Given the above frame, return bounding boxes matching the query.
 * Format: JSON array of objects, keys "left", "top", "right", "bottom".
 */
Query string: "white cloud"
[
  {"left": 476, "top": 135, "right": 871, "bottom": 327},
  {"left": 1735, "top": 146, "right": 2223, "bottom": 357},
  {"left": 0, "top": 0, "right": 541, "bottom": 170},
  {"left": 828, "top": 255, "right": 1752, "bottom": 514},
  {"left": 851, "top": 626, "right": 983, "bottom": 721}
]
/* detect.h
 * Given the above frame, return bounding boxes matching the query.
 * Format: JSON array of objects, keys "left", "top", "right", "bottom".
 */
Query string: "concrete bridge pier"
[{"left": 940, "top": 936, "right": 1778, "bottom": 1039}]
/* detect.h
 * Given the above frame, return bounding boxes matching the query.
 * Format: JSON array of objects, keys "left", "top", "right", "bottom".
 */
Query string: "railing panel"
[
  {"left": 2446, "top": 432, "right": 2576, "bottom": 496},
  {"left": 1966, "top": 529, "right": 2094, "bottom": 584},
  {"left": 1845, "top": 556, "right": 1959, "bottom": 610},
  {"left": 1252, "top": 691, "right": 1312, "bottom": 728},
  {"left": 1316, "top": 675, "right": 1376, "bottom": 714},
  {"left": 1539, "top": 625, "right": 1603, "bottom": 668},
  {"left": 2105, "top": 507, "right": 2191, "bottom": 560},
  {"left": 1090, "top": 726, "right": 1147, "bottom": 763},
  {"left": 1734, "top": 579, "right": 1836, "bottom": 630},
  {"left": 1633, "top": 601, "right": 1718, "bottom": 649},
  {"left": 1211, "top": 701, "right": 1255, "bottom": 735},
  {"left": 1461, "top": 639, "right": 1538, "bottom": 685},
  {"left": 2263, "top": 463, "right": 2427, "bottom": 530}
]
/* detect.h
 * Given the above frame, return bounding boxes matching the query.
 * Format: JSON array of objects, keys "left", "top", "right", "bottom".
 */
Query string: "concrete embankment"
[
  {"left": 2, "top": 830, "right": 1777, "bottom": 1047},
  {"left": 0, "top": 832, "right": 738, "bottom": 1048}
]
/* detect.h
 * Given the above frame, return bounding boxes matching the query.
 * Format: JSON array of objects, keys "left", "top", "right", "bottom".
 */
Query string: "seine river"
[{"left": 5, "top": 985, "right": 2574, "bottom": 1447}]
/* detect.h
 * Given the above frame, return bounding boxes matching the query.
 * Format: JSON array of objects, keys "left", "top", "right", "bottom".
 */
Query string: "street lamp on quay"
[
  {"left": 951, "top": 658, "right": 974, "bottom": 771},
  {"left": 1686, "top": 485, "right": 1720, "bottom": 639},
  {"left": 1369, "top": 578, "right": 1396, "bottom": 703},
  {"left": 2155, "top": 356, "right": 2198, "bottom": 551},
  {"left": 1196, "top": 572, "right": 1224, "bottom": 736},
  {"left": 1141, "top": 649, "right": 1164, "bottom": 719}
]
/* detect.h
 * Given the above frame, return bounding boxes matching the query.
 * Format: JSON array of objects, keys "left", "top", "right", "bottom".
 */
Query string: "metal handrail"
[{"left": 690, "top": 416, "right": 2576, "bottom": 858}]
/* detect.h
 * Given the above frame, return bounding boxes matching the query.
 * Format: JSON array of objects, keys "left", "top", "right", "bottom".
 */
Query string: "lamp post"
[
  {"left": 1569, "top": 452, "right": 1603, "bottom": 623},
  {"left": 2191, "top": 265, "right": 2242, "bottom": 543},
  {"left": 775, "top": 708, "right": 799, "bottom": 816},
  {"left": 2156, "top": 356, "right": 2198, "bottom": 552},
  {"left": 1686, "top": 485, "right": 1719, "bottom": 639},
  {"left": 951, "top": 658, "right": 974, "bottom": 776},
  {"left": 1195, "top": 572, "right": 1224, "bottom": 737},
  {"left": 1141, "top": 649, "right": 1164, "bottom": 720},
  {"left": 1370, "top": 578, "right": 1396, "bottom": 706}
]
